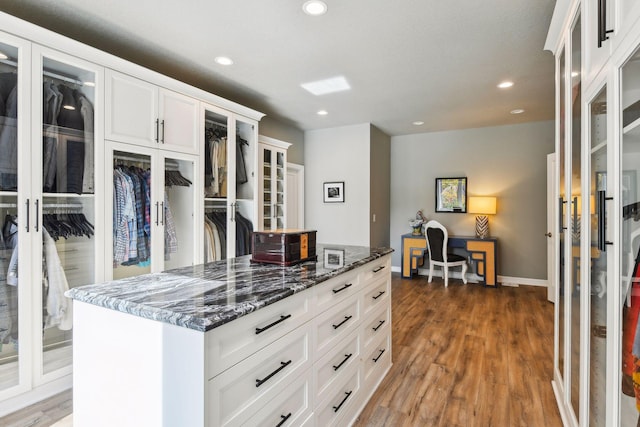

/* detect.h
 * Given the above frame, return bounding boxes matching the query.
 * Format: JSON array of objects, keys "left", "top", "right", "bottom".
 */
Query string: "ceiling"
[{"left": 0, "top": 0, "right": 557, "bottom": 136}]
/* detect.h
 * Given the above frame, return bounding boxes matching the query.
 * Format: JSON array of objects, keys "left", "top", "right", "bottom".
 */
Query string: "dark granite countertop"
[{"left": 66, "top": 244, "right": 393, "bottom": 332}]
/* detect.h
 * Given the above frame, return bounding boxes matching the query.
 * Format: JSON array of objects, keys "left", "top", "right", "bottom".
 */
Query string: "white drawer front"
[
  {"left": 363, "top": 332, "right": 391, "bottom": 390},
  {"left": 361, "top": 275, "right": 390, "bottom": 316},
  {"left": 315, "top": 296, "right": 360, "bottom": 356},
  {"left": 315, "top": 369, "right": 361, "bottom": 427},
  {"left": 206, "top": 290, "right": 312, "bottom": 378},
  {"left": 359, "top": 255, "right": 391, "bottom": 284},
  {"left": 208, "top": 326, "right": 312, "bottom": 426},
  {"left": 314, "top": 270, "right": 360, "bottom": 315},
  {"left": 362, "top": 304, "right": 391, "bottom": 353},
  {"left": 314, "top": 329, "right": 360, "bottom": 402},
  {"left": 241, "top": 371, "right": 312, "bottom": 427}
]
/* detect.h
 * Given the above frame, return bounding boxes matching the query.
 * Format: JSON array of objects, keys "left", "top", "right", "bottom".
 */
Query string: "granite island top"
[{"left": 66, "top": 244, "right": 393, "bottom": 332}]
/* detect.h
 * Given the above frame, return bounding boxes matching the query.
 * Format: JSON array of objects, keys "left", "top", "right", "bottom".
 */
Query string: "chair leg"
[
  {"left": 461, "top": 263, "right": 468, "bottom": 284},
  {"left": 444, "top": 267, "right": 449, "bottom": 288},
  {"left": 428, "top": 261, "right": 434, "bottom": 283}
]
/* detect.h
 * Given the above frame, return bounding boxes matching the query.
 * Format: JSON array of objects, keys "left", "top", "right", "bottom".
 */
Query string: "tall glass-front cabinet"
[
  {"left": 258, "top": 136, "right": 291, "bottom": 231},
  {"left": 0, "top": 34, "right": 104, "bottom": 403},
  {"left": 547, "top": 0, "right": 640, "bottom": 425},
  {"left": 0, "top": 12, "right": 264, "bottom": 414}
]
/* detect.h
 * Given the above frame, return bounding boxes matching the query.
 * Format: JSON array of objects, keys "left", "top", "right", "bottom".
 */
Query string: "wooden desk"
[{"left": 401, "top": 233, "right": 498, "bottom": 287}]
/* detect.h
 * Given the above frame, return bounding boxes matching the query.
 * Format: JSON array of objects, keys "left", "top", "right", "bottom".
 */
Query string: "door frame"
[{"left": 286, "top": 163, "right": 304, "bottom": 229}]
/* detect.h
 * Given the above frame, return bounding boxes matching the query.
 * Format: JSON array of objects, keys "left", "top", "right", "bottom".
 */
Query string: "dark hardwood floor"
[{"left": 0, "top": 273, "right": 562, "bottom": 427}]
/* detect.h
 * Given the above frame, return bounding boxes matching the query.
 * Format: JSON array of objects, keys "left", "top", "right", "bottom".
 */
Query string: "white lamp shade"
[{"left": 468, "top": 196, "right": 497, "bottom": 215}]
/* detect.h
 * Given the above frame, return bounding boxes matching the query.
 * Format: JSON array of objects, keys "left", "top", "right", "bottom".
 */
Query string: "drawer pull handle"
[
  {"left": 373, "top": 266, "right": 385, "bottom": 273},
  {"left": 333, "top": 390, "right": 352, "bottom": 413},
  {"left": 255, "top": 314, "right": 292, "bottom": 335},
  {"left": 373, "top": 348, "right": 386, "bottom": 363},
  {"left": 372, "top": 290, "right": 385, "bottom": 300},
  {"left": 373, "top": 320, "right": 385, "bottom": 331},
  {"left": 276, "top": 413, "right": 292, "bottom": 427},
  {"left": 333, "top": 315, "right": 353, "bottom": 330},
  {"left": 332, "top": 283, "right": 353, "bottom": 294},
  {"left": 333, "top": 353, "right": 353, "bottom": 371},
  {"left": 256, "top": 360, "right": 292, "bottom": 388}
]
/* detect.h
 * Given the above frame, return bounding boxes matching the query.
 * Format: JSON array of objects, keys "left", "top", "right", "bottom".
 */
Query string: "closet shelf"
[
  {"left": 590, "top": 140, "right": 607, "bottom": 154},
  {"left": 623, "top": 116, "right": 640, "bottom": 135}
]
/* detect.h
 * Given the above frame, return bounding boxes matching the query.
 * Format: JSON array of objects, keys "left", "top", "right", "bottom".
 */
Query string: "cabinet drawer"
[
  {"left": 363, "top": 332, "right": 391, "bottom": 391},
  {"left": 361, "top": 275, "right": 390, "bottom": 316},
  {"left": 314, "top": 270, "right": 360, "bottom": 315},
  {"left": 208, "top": 325, "right": 312, "bottom": 426},
  {"left": 315, "top": 295, "right": 360, "bottom": 356},
  {"left": 206, "top": 290, "right": 312, "bottom": 378},
  {"left": 314, "top": 329, "right": 360, "bottom": 402},
  {"left": 359, "top": 255, "right": 391, "bottom": 284},
  {"left": 362, "top": 304, "right": 391, "bottom": 353},
  {"left": 241, "top": 371, "right": 312, "bottom": 427},
  {"left": 315, "top": 369, "right": 361, "bottom": 427}
]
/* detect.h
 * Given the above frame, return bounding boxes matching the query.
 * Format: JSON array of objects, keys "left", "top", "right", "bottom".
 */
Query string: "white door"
[
  {"left": 158, "top": 88, "right": 199, "bottom": 155},
  {"left": 287, "top": 163, "right": 304, "bottom": 229},
  {"left": 547, "top": 152, "right": 556, "bottom": 303}
]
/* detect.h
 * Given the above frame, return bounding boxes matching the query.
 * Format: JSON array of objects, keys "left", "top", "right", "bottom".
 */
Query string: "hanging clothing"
[
  {"left": 42, "top": 228, "right": 72, "bottom": 330},
  {"left": 164, "top": 192, "right": 178, "bottom": 260}
]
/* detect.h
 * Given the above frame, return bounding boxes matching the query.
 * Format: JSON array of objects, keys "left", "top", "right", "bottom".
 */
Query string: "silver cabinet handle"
[
  {"left": 155, "top": 119, "right": 159, "bottom": 143},
  {"left": 35, "top": 199, "right": 39, "bottom": 232},
  {"left": 161, "top": 119, "right": 165, "bottom": 144}
]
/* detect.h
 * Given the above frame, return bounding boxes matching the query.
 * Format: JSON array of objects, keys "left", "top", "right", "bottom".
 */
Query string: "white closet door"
[{"left": 159, "top": 89, "right": 199, "bottom": 155}]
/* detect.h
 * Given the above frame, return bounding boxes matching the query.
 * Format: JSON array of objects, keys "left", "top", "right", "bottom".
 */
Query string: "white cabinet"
[
  {"left": 107, "top": 140, "right": 198, "bottom": 279},
  {"left": 547, "top": 2, "right": 640, "bottom": 426},
  {"left": 203, "top": 104, "right": 258, "bottom": 261},
  {"left": 106, "top": 70, "right": 199, "bottom": 155},
  {"left": 0, "top": 34, "right": 106, "bottom": 409},
  {"left": 258, "top": 136, "right": 290, "bottom": 231}
]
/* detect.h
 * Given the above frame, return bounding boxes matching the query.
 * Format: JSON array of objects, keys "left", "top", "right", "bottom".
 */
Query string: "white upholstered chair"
[{"left": 424, "top": 220, "right": 468, "bottom": 287}]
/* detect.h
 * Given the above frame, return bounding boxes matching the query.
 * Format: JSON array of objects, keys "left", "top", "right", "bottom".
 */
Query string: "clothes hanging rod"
[
  {"left": 114, "top": 154, "right": 151, "bottom": 164},
  {"left": 0, "top": 203, "right": 16, "bottom": 208},
  {"left": 42, "top": 203, "right": 83, "bottom": 209},
  {"left": 0, "top": 58, "right": 88, "bottom": 86},
  {"left": 205, "top": 118, "right": 228, "bottom": 127}
]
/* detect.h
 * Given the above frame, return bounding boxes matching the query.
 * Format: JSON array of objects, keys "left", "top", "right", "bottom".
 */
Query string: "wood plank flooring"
[
  {"left": 353, "top": 274, "right": 562, "bottom": 427},
  {"left": 0, "top": 273, "right": 562, "bottom": 426}
]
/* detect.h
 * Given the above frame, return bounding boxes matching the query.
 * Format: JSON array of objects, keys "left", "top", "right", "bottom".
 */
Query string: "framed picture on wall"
[
  {"left": 435, "top": 177, "right": 467, "bottom": 213},
  {"left": 323, "top": 181, "right": 345, "bottom": 203}
]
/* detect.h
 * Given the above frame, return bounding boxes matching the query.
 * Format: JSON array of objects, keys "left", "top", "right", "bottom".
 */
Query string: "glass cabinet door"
[
  {"left": 558, "top": 46, "right": 567, "bottom": 390},
  {"left": 262, "top": 147, "right": 273, "bottom": 230},
  {"left": 203, "top": 108, "right": 231, "bottom": 262},
  {"left": 111, "top": 146, "right": 154, "bottom": 280},
  {"left": 36, "top": 50, "right": 101, "bottom": 376},
  {"left": 619, "top": 44, "right": 640, "bottom": 427},
  {"left": 588, "top": 86, "right": 608, "bottom": 426},
  {"left": 0, "top": 35, "right": 27, "bottom": 394},
  {"left": 275, "top": 150, "right": 285, "bottom": 229},
  {"left": 569, "top": 14, "right": 582, "bottom": 419},
  {"left": 161, "top": 153, "right": 195, "bottom": 271},
  {"left": 234, "top": 117, "right": 256, "bottom": 256}
]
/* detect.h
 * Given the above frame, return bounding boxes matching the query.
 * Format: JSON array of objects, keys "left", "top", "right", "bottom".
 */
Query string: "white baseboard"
[
  {"left": 0, "top": 375, "right": 72, "bottom": 417},
  {"left": 391, "top": 265, "right": 549, "bottom": 288}
]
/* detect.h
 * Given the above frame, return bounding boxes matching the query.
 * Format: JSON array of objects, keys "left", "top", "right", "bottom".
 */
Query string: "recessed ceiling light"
[
  {"left": 303, "top": 0, "right": 328, "bottom": 16},
  {"left": 301, "top": 76, "right": 350, "bottom": 96},
  {"left": 317, "top": 110, "right": 328, "bottom": 116},
  {"left": 214, "top": 56, "right": 233, "bottom": 66},
  {"left": 510, "top": 109, "right": 525, "bottom": 115},
  {"left": 498, "top": 81, "right": 514, "bottom": 89},
  {"left": 0, "top": 52, "right": 7, "bottom": 60},
  {"left": 413, "top": 121, "right": 424, "bottom": 126}
]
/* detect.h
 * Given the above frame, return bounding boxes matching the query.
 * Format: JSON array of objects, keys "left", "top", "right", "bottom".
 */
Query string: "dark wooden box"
[{"left": 251, "top": 229, "right": 317, "bottom": 266}]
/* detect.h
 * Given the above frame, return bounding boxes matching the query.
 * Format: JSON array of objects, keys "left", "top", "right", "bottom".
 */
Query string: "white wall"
[{"left": 304, "top": 124, "right": 371, "bottom": 245}]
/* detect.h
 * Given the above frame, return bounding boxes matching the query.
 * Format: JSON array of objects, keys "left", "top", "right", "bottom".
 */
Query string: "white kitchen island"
[{"left": 67, "top": 244, "right": 393, "bottom": 427}]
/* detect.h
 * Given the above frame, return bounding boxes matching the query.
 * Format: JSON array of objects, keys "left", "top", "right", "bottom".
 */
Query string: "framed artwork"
[
  {"left": 435, "top": 177, "right": 467, "bottom": 213},
  {"left": 324, "top": 248, "right": 345, "bottom": 269},
  {"left": 323, "top": 181, "right": 345, "bottom": 203}
]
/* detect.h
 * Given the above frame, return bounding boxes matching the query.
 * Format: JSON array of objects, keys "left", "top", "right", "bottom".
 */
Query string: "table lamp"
[{"left": 468, "top": 196, "right": 497, "bottom": 239}]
